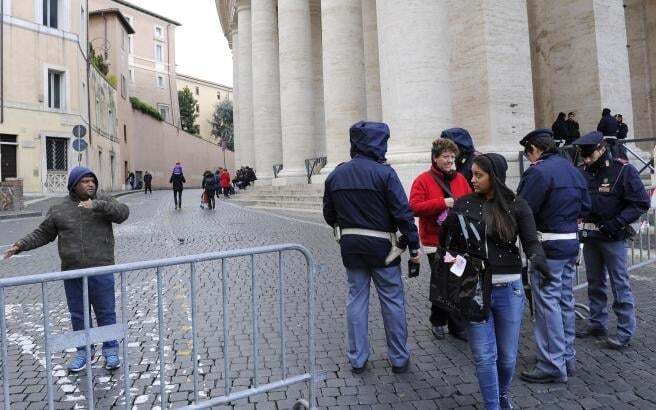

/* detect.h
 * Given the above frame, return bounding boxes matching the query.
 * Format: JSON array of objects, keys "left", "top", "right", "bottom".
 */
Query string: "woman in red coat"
[
  {"left": 220, "top": 169, "right": 231, "bottom": 198},
  {"left": 409, "top": 138, "right": 472, "bottom": 341}
]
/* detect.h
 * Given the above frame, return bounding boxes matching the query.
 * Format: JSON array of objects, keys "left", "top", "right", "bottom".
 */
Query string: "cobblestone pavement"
[{"left": 0, "top": 190, "right": 655, "bottom": 409}]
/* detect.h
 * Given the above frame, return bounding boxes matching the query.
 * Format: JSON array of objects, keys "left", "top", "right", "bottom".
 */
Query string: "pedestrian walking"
[
  {"left": 597, "top": 108, "right": 619, "bottom": 137},
  {"left": 613, "top": 114, "right": 629, "bottom": 161},
  {"left": 409, "top": 137, "right": 471, "bottom": 341},
  {"left": 202, "top": 170, "right": 217, "bottom": 210},
  {"left": 440, "top": 127, "right": 480, "bottom": 186},
  {"left": 517, "top": 129, "right": 591, "bottom": 384},
  {"left": 2, "top": 166, "right": 129, "bottom": 372},
  {"left": 323, "top": 121, "right": 420, "bottom": 375},
  {"left": 143, "top": 171, "right": 153, "bottom": 195},
  {"left": 439, "top": 153, "right": 551, "bottom": 409},
  {"left": 215, "top": 168, "right": 223, "bottom": 197},
  {"left": 127, "top": 171, "right": 135, "bottom": 190},
  {"left": 565, "top": 112, "right": 580, "bottom": 144},
  {"left": 170, "top": 162, "right": 186, "bottom": 209},
  {"left": 573, "top": 131, "right": 649, "bottom": 349},
  {"left": 220, "top": 168, "right": 231, "bottom": 198}
]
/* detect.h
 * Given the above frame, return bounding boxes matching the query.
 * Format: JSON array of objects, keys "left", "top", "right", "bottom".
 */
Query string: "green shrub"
[
  {"left": 106, "top": 73, "right": 118, "bottom": 88},
  {"left": 129, "top": 97, "right": 163, "bottom": 121}
]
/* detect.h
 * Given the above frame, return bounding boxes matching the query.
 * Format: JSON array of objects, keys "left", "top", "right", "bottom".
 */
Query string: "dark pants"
[
  {"left": 427, "top": 252, "right": 467, "bottom": 333},
  {"left": 173, "top": 189, "right": 182, "bottom": 207},
  {"left": 144, "top": 183, "right": 152, "bottom": 194},
  {"left": 63, "top": 274, "right": 118, "bottom": 353},
  {"left": 205, "top": 190, "right": 216, "bottom": 209},
  {"left": 222, "top": 187, "right": 230, "bottom": 198}
]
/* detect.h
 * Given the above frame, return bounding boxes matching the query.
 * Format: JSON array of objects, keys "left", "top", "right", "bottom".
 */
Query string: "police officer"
[
  {"left": 573, "top": 131, "right": 649, "bottom": 349},
  {"left": 323, "top": 121, "right": 420, "bottom": 374},
  {"left": 516, "top": 129, "right": 591, "bottom": 384}
]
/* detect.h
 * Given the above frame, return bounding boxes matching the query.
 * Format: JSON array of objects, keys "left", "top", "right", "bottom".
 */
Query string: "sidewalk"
[{"left": 0, "top": 190, "right": 141, "bottom": 221}]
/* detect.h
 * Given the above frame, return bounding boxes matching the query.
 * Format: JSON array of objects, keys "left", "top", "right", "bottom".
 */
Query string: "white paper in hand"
[
  {"left": 450, "top": 255, "right": 467, "bottom": 277},
  {"left": 443, "top": 251, "right": 456, "bottom": 263}
]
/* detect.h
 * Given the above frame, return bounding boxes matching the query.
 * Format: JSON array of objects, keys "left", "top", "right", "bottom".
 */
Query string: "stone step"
[
  {"left": 231, "top": 198, "right": 322, "bottom": 210},
  {"left": 236, "top": 194, "right": 322, "bottom": 203}
]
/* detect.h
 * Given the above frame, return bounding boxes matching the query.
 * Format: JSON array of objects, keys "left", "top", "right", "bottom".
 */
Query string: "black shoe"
[
  {"left": 451, "top": 329, "right": 468, "bottom": 342},
  {"left": 576, "top": 326, "right": 607, "bottom": 338},
  {"left": 566, "top": 360, "right": 576, "bottom": 377},
  {"left": 519, "top": 368, "right": 567, "bottom": 384},
  {"left": 606, "top": 337, "right": 630, "bottom": 350},
  {"left": 392, "top": 359, "right": 410, "bottom": 374},
  {"left": 351, "top": 360, "right": 367, "bottom": 375},
  {"left": 432, "top": 326, "right": 445, "bottom": 340},
  {"left": 500, "top": 394, "right": 514, "bottom": 409}
]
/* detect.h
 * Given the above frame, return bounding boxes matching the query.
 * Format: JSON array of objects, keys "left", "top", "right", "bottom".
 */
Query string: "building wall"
[
  {"left": 128, "top": 111, "right": 235, "bottom": 188},
  {"left": 176, "top": 74, "right": 233, "bottom": 144},
  {"left": 0, "top": 0, "right": 119, "bottom": 193},
  {"left": 90, "top": 0, "right": 180, "bottom": 127}
]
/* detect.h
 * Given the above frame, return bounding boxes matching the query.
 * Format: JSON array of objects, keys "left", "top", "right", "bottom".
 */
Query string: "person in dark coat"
[
  {"left": 517, "top": 129, "right": 591, "bottom": 384},
  {"left": 143, "top": 171, "right": 153, "bottom": 195},
  {"left": 612, "top": 114, "right": 629, "bottom": 161},
  {"left": 3, "top": 166, "right": 129, "bottom": 372},
  {"left": 565, "top": 112, "right": 580, "bottom": 145},
  {"left": 551, "top": 112, "right": 569, "bottom": 145},
  {"left": 169, "top": 162, "right": 186, "bottom": 209},
  {"left": 409, "top": 138, "right": 472, "bottom": 341},
  {"left": 573, "top": 132, "right": 649, "bottom": 349},
  {"left": 441, "top": 154, "right": 550, "bottom": 409},
  {"left": 440, "top": 127, "right": 479, "bottom": 186},
  {"left": 202, "top": 170, "right": 217, "bottom": 209},
  {"left": 597, "top": 108, "right": 619, "bottom": 136},
  {"left": 323, "top": 121, "right": 420, "bottom": 375},
  {"left": 127, "top": 171, "right": 135, "bottom": 190}
]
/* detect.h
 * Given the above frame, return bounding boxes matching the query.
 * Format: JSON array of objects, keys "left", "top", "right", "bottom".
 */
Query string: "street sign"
[
  {"left": 72, "top": 124, "right": 87, "bottom": 139},
  {"left": 72, "top": 138, "right": 88, "bottom": 152}
]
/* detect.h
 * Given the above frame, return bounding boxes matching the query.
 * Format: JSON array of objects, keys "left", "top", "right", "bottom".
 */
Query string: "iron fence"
[{"left": 0, "top": 244, "right": 320, "bottom": 410}]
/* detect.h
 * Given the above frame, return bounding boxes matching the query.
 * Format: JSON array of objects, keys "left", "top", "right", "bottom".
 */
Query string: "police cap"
[
  {"left": 572, "top": 131, "right": 603, "bottom": 147},
  {"left": 520, "top": 128, "right": 553, "bottom": 147}
]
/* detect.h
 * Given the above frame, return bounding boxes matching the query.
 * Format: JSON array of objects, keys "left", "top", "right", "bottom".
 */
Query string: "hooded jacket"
[
  {"left": 15, "top": 167, "right": 130, "bottom": 271},
  {"left": 440, "top": 128, "right": 478, "bottom": 184},
  {"left": 597, "top": 112, "right": 619, "bottom": 137},
  {"left": 323, "top": 121, "right": 419, "bottom": 268}
]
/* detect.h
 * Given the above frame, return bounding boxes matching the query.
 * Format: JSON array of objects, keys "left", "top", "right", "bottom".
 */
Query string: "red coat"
[
  {"left": 220, "top": 170, "right": 231, "bottom": 188},
  {"left": 409, "top": 167, "right": 472, "bottom": 247}
]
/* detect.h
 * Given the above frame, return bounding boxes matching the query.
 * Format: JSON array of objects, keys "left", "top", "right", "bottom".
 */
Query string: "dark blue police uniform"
[
  {"left": 323, "top": 121, "right": 419, "bottom": 370},
  {"left": 573, "top": 131, "right": 649, "bottom": 346}
]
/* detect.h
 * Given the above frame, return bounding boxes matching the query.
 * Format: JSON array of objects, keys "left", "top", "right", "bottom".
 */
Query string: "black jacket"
[
  {"left": 143, "top": 174, "right": 152, "bottom": 185},
  {"left": 442, "top": 193, "right": 545, "bottom": 275},
  {"left": 552, "top": 119, "right": 569, "bottom": 143},
  {"left": 616, "top": 122, "right": 628, "bottom": 140},
  {"left": 16, "top": 194, "right": 129, "bottom": 271},
  {"left": 565, "top": 120, "right": 580, "bottom": 145},
  {"left": 169, "top": 173, "right": 186, "bottom": 191},
  {"left": 597, "top": 115, "right": 619, "bottom": 136}
]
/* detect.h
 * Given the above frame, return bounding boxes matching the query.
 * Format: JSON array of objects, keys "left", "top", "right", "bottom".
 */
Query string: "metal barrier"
[{"left": 0, "top": 244, "right": 320, "bottom": 410}]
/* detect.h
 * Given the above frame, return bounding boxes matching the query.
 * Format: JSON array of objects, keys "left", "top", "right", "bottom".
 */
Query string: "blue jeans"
[
  {"left": 583, "top": 240, "right": 636, "bottom": 341},
  {"left": 345, "top": 265, "right": 409, "bottom": 368},
  {"left": 530, "top": 257, "right": 576, "bottom": 377},
  {"left": 63, "top": 273, "right": 118, "bottom": 354},
  {"left": 468, "top": 279, "right": 524, "bottom": 410}
]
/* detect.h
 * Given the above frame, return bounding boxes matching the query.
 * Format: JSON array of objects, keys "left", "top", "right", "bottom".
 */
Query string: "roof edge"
[{"left": 110, "top": 0, "right": 182, "bottom": 26}]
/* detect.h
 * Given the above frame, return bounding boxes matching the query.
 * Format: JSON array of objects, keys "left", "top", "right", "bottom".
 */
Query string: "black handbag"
[{"left": 429, "top": 212, "right": 492, "bottom": 322}]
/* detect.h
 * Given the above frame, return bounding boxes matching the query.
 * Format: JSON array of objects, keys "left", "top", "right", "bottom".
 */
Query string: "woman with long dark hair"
[{"left": 441, "top": 153, "right": 551, "bottom": 409}]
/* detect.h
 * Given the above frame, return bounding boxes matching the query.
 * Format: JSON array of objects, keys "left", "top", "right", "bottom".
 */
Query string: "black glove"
[
  {"left": 599, "top": 219, "right": 624, "bottom": 240},
  {"left": 530, "top": 254, "right": 553, "bottom": 282}
]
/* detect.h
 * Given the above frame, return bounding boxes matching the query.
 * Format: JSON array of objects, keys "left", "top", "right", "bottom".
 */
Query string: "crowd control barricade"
[{"left": 0, "top": 244, "right": 320, "bottom": 410}]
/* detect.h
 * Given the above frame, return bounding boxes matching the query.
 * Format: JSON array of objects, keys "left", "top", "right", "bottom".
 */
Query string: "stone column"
[
  {"left": 362, "top": 0, "right": 382, "bottom": 121},
  {"left": 231, "top": 28, "right": 241, "bottom": 168},
  {"left": 376, "top": 0, "right": 452, "bottom": 189},
  {"left": 320, "top": 0, "right": 366, "bottom": 175},
  {"left": 276, "top": 0, "right": 315, "bottom": 185},
  {"left": 528, "top": 0, "right": 634, "bottom": 135},
  {"left": 251, "top": 0, "right": 282, "bottom": 184},
  {"left": 236, "top": 0, "right": 254, "bottom": 169},
  {"left": 310, "top": 0, "right": 326, "bottom": 157},
  {"left": 449, "top": 0, "right": 534, "bottom": 155}
]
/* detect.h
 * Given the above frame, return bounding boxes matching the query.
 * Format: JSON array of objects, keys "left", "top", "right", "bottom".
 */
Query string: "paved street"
[{"left": 0, "top": 189, "right": 655, "bottom": 409}]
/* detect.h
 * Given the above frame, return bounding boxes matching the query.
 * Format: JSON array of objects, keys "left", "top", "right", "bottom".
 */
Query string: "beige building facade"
[
  {"left": 176, "top": 73, "right": 233, "bottom": 144},
  {"left": 0, "top": 0, "right": 122, "bottom": 193},
  {"left": 219, "top": 0, "right": 656, "bottom": 189}
]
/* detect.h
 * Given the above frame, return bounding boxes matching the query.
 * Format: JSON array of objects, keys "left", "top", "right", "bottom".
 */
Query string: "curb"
[{"left": 0, "top": 190, "right": 140, "bottom": 221}]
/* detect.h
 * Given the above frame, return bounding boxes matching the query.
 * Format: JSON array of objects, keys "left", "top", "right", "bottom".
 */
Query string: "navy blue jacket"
[
  {"left": 580, "top": 152, "right": 650, "bottom": 240},
  {"left": 517, "top": 153, "right": 591, "bottom": 259},
  {"left": 597, "top": 114, "right": 619, "bottom": 137},
  {"left": 323, "top": 122, "right": 419, "bottom": 269}
]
